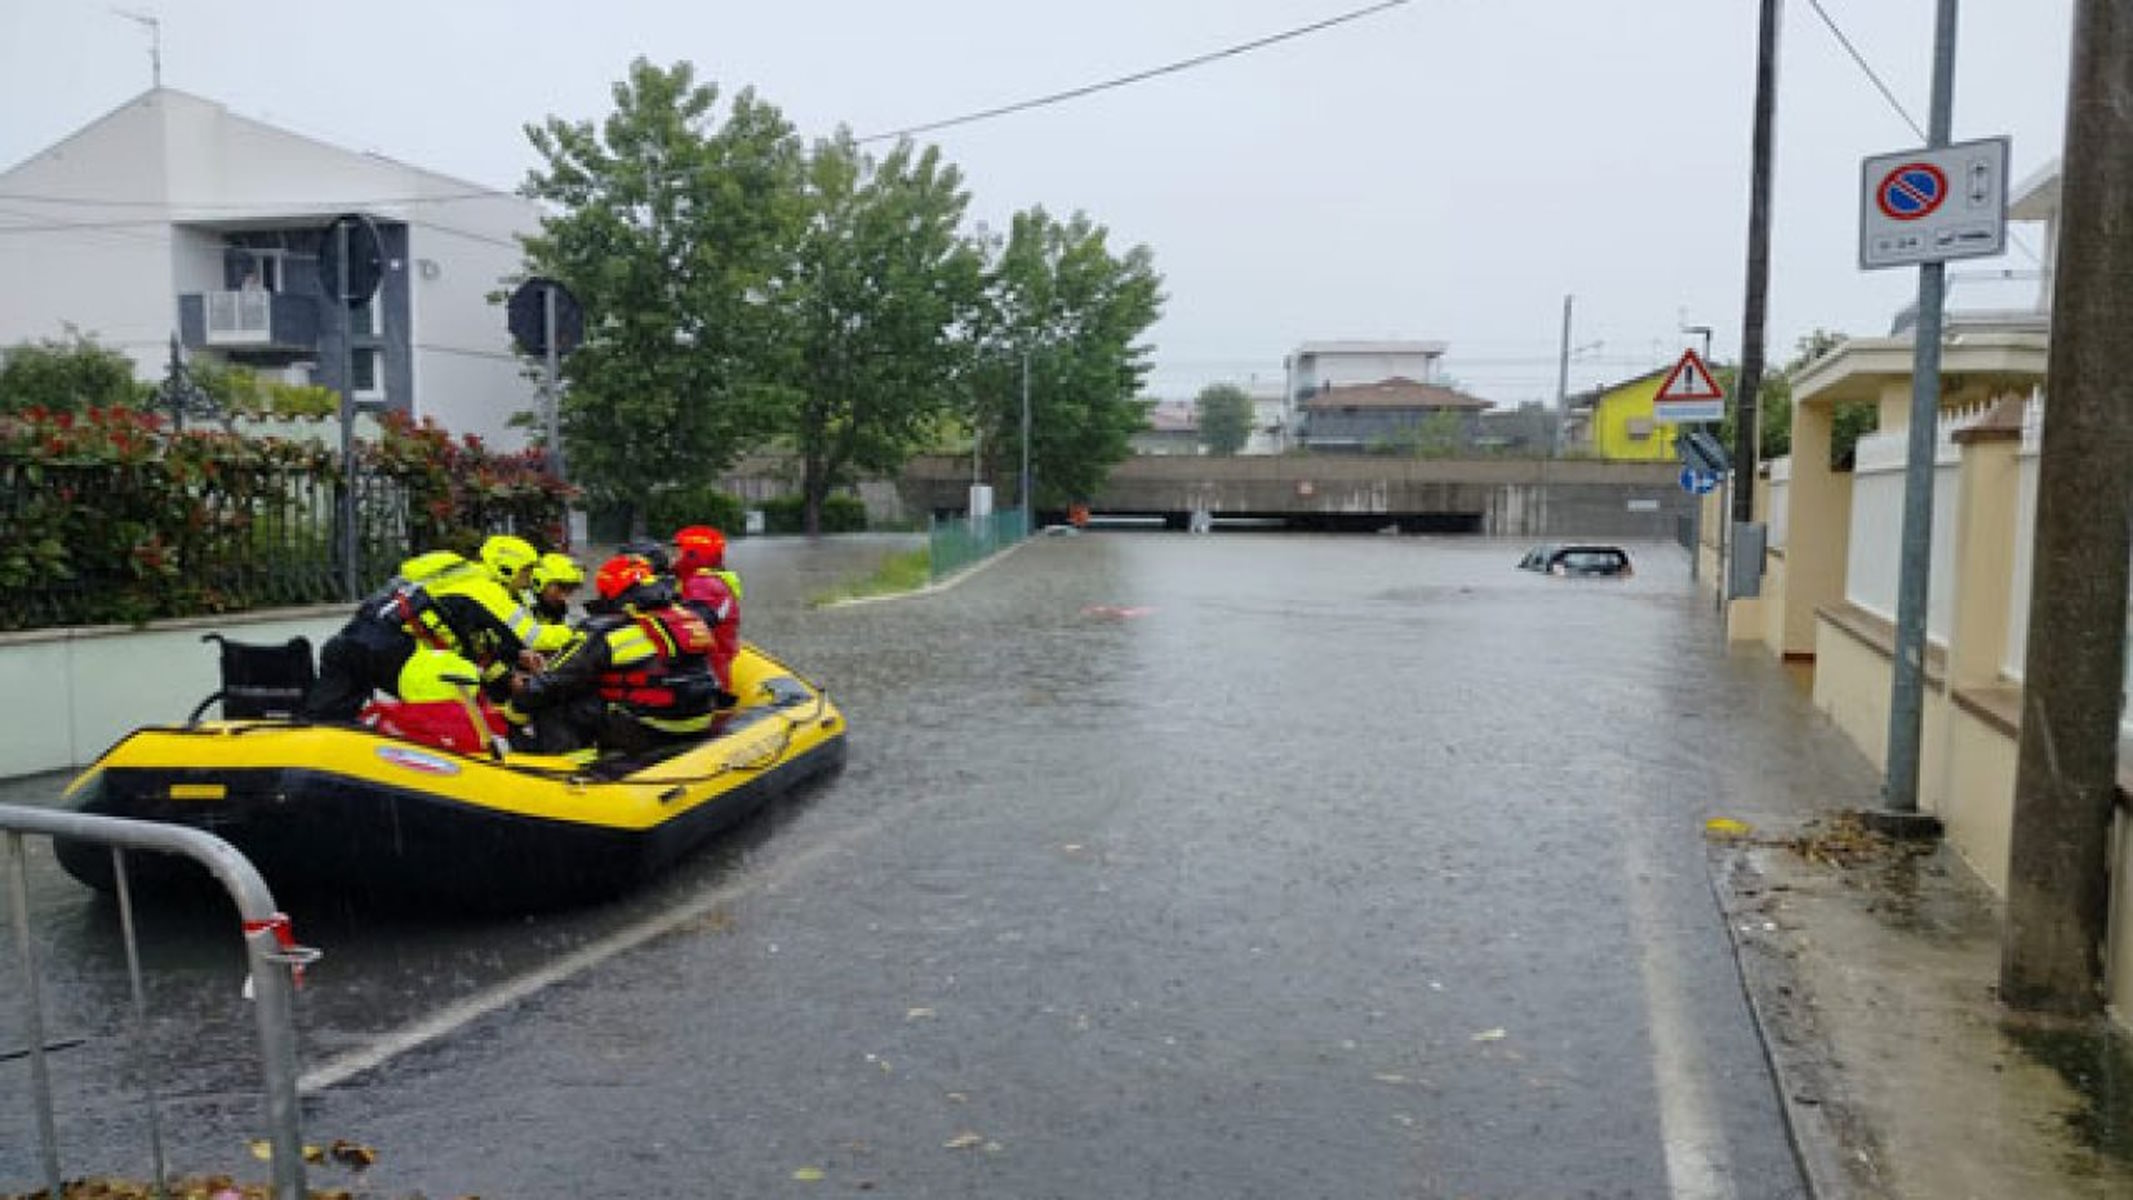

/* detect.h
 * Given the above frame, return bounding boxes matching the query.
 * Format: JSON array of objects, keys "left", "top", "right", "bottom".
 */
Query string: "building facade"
[
  {"left": 0, "top": 89, "right": 543, "bottom": 447},
  {"left": 1296, "top": 376, "right": 1491, "bottom": 453},
  {"left": 1565, "top": 367, "right": 1680, "bottom": 461}
]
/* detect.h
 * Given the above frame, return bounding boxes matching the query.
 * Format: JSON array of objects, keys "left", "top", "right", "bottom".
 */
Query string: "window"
[
  {"left": 351, "top": 348, "right": 383, "bottom": 399},
  {"left": 349, "top": 296, "right": 383, "bottom": 338},
  {"left": 236, "top": 249, "right": 284, "bottom": 293}
]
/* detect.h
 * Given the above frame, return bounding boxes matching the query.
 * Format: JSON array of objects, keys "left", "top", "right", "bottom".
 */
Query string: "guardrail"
[{"left": 1, "top": 803, "right": 318, "bottom": 1200}]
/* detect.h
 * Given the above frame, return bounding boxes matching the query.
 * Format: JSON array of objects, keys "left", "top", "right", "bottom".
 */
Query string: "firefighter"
[
  {"left": 303, "top": 534, "right": 565, "bottom": 719},
  {"left": 508, "top": 554, "right": 720, "bottom": 754},
  {"left": 671, "top": 525, "right": 742, "bottom": 708}
]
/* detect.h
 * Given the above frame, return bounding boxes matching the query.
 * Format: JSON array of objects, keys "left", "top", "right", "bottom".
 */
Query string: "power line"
[
  {"left": 857, "top": 0, "right": 1412, "bottom": 143},
  {"left": 1802, "top": 0, "right": 1925, "bottom": 141},
  {"left": 1802, "top": 0, "right": 2043, "bottom": 266}
]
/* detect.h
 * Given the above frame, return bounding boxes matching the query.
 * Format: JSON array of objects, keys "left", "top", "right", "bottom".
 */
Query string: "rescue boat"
[{"left": 54, "top": 643, "right": 846, "bottom": 910}]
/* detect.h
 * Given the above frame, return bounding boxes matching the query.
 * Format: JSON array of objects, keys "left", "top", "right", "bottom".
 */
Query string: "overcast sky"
[{"left": 0, "top": 0, "right": 2075, "bottom": 404}]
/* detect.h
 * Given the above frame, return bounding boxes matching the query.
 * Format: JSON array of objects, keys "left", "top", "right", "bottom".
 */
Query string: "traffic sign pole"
[
  {"left": 335, "top": 222, "right": 359, "bottom": 601},
  {"left": 1880, "top": 0, "right": 1962, "bottom": 824},
  {"left": 543, "top": 285, "right": 565, "bottom": 483}
]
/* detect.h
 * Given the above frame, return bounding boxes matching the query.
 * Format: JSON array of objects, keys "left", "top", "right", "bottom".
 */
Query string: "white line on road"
[
  {"left": 297, "top": 811, "right": 884, "bottom": 1095},
  {"left": 1624, "top": 826, "right": 1739, "bottom": 1200}
]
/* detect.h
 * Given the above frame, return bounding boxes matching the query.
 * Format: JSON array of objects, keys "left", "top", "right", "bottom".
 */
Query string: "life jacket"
[{"left": 594, "top": 605, "right": 719, "bottom": 731}]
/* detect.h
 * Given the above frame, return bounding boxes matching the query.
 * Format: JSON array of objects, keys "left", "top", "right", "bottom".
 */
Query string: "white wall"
[
  {"left": 0, "top": 96, "right": 178, "bottom": 369},
  {"left": 1767, "top": 456, "right": 1791, "bottom": 550},
  {"left": 2007, "top": 434, "right": 2040, "bottom": 679},
  {"left": 1846, "top": 427, "right": 1959, "bottom": 644},
  {"left": 0, "top": 607, "right": 347, "bottom": 778},
  {"left": 1295, "top": 350, "right": 1445, "bottom": 391},
  {"left": 405, "top": 212, "right": 542, "bottom": 448}
]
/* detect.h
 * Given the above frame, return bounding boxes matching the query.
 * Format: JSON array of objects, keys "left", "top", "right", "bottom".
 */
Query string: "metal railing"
[
  {"left": 1, "top": 803, "right": 317, "bottom": 1200},
  {"left": 204, "top": 290, "right": 273, "bottom": 343},
  {"left": 929, "top": 505, "right": 1028, "bottom": 583}
]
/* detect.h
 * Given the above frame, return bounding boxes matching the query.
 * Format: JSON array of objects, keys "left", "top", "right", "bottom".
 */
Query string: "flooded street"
[{"left": 2, "top": 532, "right": 1890, "bottom": 1197}]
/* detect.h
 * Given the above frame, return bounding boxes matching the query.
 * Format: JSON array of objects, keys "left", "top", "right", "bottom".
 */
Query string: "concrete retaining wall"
[{"left": 0, "top": 606, "right": 346, "bottom": 779}]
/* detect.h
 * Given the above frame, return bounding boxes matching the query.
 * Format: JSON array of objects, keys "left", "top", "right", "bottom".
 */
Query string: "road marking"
[
  {"left": 1623, "top": 828, "right": 1738, "bottom": 1200},
  {"left": 297, "top": 811, "right": 884, "bottom": 1095}
]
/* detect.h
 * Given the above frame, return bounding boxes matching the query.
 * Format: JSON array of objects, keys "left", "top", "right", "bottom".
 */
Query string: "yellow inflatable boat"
[{"left": 56, "top": 643, "right": 846, "bottom": 910}]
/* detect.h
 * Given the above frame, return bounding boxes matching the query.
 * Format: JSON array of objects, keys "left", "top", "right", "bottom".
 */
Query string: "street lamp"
[
  {"left": 1682, "top": 323, "right": 1714, "bottom": 363},
  {"left": 1020, "top": 345, "right": 1032, "bottom": 537}
]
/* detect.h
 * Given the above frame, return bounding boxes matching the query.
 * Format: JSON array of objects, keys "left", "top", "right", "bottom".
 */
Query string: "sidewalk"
[{"left": 1711, "top": 813, "right": 2133, "bottom": 1199}]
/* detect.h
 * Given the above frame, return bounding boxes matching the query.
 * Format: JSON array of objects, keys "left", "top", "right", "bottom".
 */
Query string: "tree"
[
  {"left": 1719, "top": 328, "right": 1854, "bottom": 463},
  {"left": 0, "top": 332, "right": 148, "bottom": 414},
  {"left": 1194, "top": 383, "right": 1253, "bottom": 455},
  {"left": 771, "top": 133, "right": 985, "bottom": 534},
  {"left": 965, "top": 208, "right": 1164, "bottom": 509},
  {"left": 518, "top": 60, "right": 807, "bottom": 534}
]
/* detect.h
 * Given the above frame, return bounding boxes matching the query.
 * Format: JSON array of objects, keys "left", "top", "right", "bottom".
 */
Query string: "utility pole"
[
  {"left": 1682, "top": 324, "right": 1714, "bottom": 585},
  {"left": 2000, "top": 0, "right": 2133, "bottom": 1016},
  {"left": 1731, "top": 0, "right": 1780, "bottom": 539},
  {"left": 1880, "top": 0, "right": 1960, "bottom": 819},
  {"left": 1553, "top": 294, "right": 1572, "bottom": 455}
]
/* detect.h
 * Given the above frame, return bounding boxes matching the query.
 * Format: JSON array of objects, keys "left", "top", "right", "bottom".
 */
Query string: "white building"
[
  {"left": 0, "top": 88, "right": 544, "bottom": 446},
  {"left": 1242, "top": 378, "right": 1287, "bottom": 455},
  {"left": 1283, "top": 340, "right": 1450, "bottom": 450}
]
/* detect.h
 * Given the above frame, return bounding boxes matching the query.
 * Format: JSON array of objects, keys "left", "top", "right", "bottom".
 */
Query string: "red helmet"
[
  {"left": 594, "top": 554, "right": 653, "bottom": 602},
  {"left": 673, "top": 525, "right": 727, "bottom": 573}
]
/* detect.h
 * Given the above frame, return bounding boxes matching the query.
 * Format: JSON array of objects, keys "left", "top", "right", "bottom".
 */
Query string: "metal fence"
[
  {"left": 1, "top": 802, "right": 317, "bottom": 1199},
  {"left": 0, "top": 455, "right": 564, "bottom": 632},
  {"left": 928, "top": 506, "right": 1028, "bottom": 583}
]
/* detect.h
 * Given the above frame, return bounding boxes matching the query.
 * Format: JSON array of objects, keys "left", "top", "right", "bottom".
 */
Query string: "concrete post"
[{"left": 2001, "top": 0, "right": 2133, "bottom": 1016}]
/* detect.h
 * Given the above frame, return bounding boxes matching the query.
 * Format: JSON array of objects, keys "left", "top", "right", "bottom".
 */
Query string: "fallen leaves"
[{"left": 1785, "top": 812, "right": 1936, "bottom": 869}]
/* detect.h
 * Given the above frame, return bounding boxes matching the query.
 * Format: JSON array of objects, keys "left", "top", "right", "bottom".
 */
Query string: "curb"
[
  {"left": 1706, "top": 846, "right": 1883, "bottom": 1200},
  {"left": 816, "top": 531, "right": 1044, "bottom": 609}
]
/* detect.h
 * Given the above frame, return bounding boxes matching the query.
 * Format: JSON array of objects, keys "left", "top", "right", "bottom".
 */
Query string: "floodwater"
[{"left": 1, "top": 531, "right": 1890, "bottom": 1198}]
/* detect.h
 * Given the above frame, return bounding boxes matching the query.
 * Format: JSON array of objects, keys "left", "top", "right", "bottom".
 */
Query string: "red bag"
[{"left": 361, "top": 697, "right": 507, "bottom": 757}]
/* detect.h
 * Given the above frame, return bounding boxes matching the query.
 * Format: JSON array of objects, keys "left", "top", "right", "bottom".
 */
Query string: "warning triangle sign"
[{"left": 1656, "top": 349, "right": 1725, "bottom": 402}]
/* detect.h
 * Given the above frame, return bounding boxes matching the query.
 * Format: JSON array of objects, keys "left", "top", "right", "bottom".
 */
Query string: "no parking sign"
[{"left": 1859, "top": 136, "right": 2010, "bottom": 270}]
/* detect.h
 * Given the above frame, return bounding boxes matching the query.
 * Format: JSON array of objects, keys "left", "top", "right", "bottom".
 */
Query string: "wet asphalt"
[{"left": 0, "top": 531, "right": 1893, "bottom": 1198}]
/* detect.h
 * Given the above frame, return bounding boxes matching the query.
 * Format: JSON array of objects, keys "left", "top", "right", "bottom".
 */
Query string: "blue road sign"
[
  {"left": 1876, "top": 162, "right": 1947, "bottom": 221},
  {"left": 1679, "top": 466, "right": 1720, "bottom": 496}
]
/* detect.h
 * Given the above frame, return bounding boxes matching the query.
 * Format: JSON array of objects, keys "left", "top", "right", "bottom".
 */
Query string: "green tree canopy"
[
  {"left": 966, "top": 208, "right": 1164, "bottom": 508},
  {"left": 770, "top": 132, "right": 985, "bottom": 534},
  {"left": 1718, "top": 328, "right": 1855, "bottom": 463},
  {"left": 518, "top": 59, "right": 807, "bottom": 532},
  {"left": 1194, "top": 383, "right": 1253, "bottom": 456},
  {"left": 0, "top": 333, "right": 148, "bottom": 414}
]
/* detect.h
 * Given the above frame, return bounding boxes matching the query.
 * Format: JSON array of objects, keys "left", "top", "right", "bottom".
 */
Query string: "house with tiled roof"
[
  {"left": 1296, "top": 376, "right": 1493, "bottom": 453},
  {"left": 1130, "top": 399, "right": 1199, "bottom": 456}
]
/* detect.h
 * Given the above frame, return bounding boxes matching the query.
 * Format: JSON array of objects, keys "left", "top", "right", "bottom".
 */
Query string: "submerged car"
[{"left": 1518, "top": 543, "right": 1633, "bottom": 577}]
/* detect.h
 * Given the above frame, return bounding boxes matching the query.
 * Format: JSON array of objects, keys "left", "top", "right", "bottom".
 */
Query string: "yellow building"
[{"left": 1565, "top": 367, "right": 1683, "bottom": 461}]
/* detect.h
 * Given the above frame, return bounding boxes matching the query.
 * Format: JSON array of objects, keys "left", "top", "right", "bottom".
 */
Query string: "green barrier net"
[{"left": 928, "top": 506, "right": 1028, "bottom": 583}]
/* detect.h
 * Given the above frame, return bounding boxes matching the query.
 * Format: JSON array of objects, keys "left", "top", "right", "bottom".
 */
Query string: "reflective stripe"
[
  {"left": 608, "top": 628, "right": 655, "bottom": 664},
  {"left": 506, "top": 607, "right": 539, "bottom": 642},
  {"left": 637, "top": 710, "right": 714, "bottom": 735}
]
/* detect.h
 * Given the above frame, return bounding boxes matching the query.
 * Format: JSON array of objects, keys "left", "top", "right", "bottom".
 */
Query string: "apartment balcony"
[{"left": 178, "top": 289, "right": 320, "bottom": 353}]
